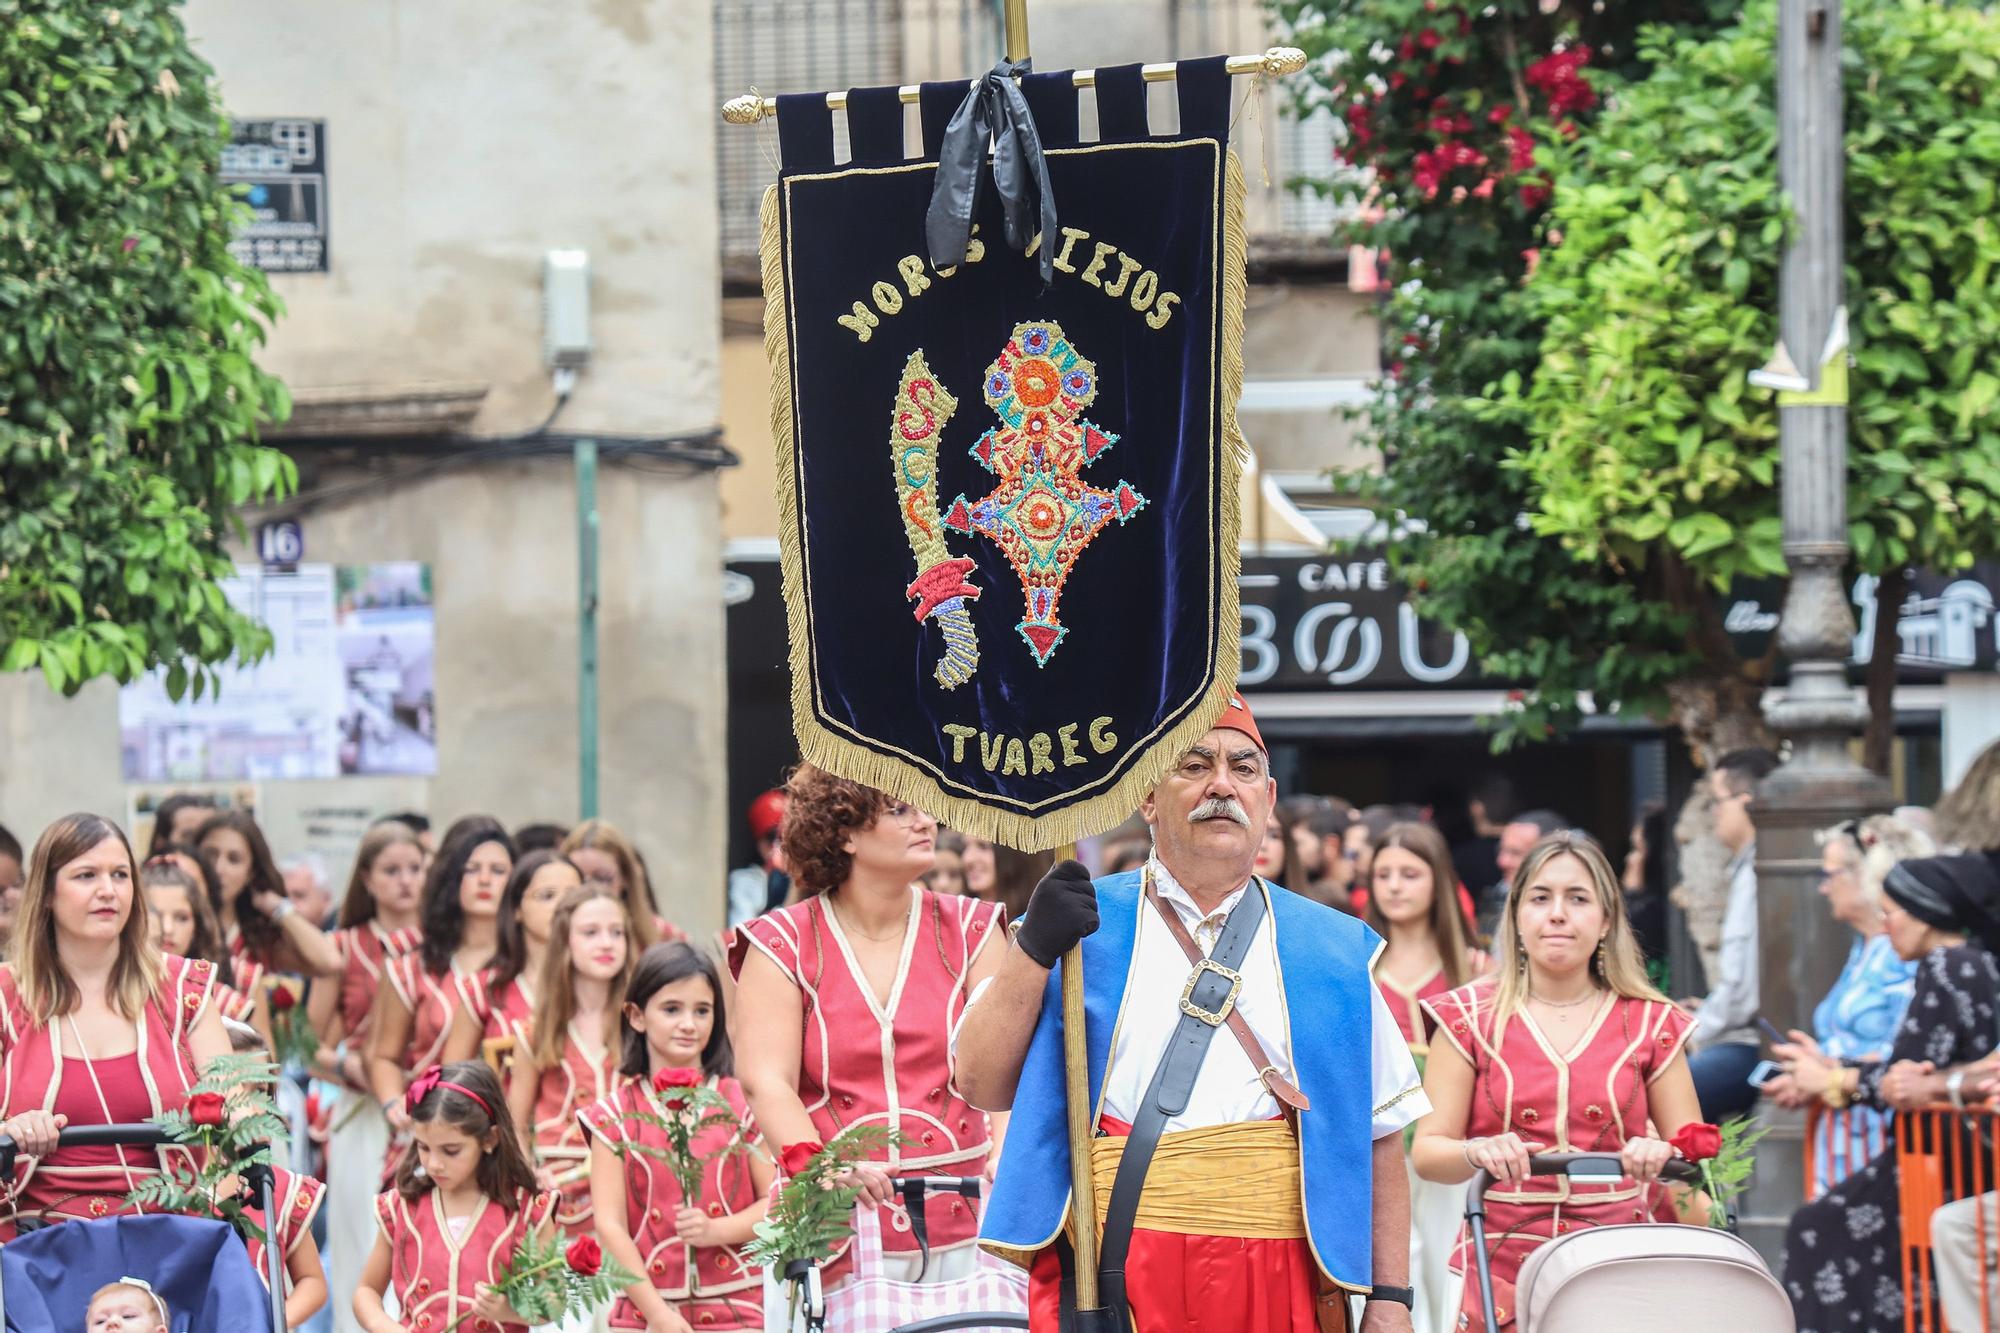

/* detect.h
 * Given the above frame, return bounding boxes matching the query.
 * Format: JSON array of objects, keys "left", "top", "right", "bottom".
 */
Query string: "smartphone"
[
  {"left": 1748, "top": 1059, "right": 1785, "bottom": 1089},
  {"left": 1755, "top": 1016, "right": 1786, "bottom": 1046}
]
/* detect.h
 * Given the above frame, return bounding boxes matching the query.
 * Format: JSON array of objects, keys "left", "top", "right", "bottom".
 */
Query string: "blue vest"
[{"left": 979, "top": 869, "right": 1382, "bottom": 1289}]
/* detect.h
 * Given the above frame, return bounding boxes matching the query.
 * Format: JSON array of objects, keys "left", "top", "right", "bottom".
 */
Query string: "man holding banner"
[{"left": 956, "top": 697, "right": 1424, "bottom": 1333}]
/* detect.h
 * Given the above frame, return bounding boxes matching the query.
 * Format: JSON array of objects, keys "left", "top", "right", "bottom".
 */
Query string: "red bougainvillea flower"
[
  {"left": 779, "top": 1140, "right": 823, "bottom": 1176},
  {"left": 188, "top": 1092, "right": 227, "bottom": 1127},
  {"left": 1671, "top": 1122, "right": 1724, "bottom": 1162},
  {"left": 1417, "top": 27, "right": 1442, "bottom": 49},
  {"left": 1507, "top": 125, "right": 1537, "bottom": 174},
  {"left": 565, "top": 1235, "right": 603, "bottom": 1277}
]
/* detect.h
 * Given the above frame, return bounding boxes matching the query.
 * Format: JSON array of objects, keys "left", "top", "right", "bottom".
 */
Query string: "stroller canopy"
[{"left": 0, "top": 1214, "right": 274, "bottom": 1333}]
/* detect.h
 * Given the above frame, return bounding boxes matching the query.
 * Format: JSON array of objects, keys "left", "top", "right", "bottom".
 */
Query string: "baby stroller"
[
  {"left": 1466, "top": 1151, "right": 1792, "bottom": 1333},
  {"left": 0, "top": 1123, "right": 287, "bottom": 1332},
  {"left": 775, "top": 1174, "right": 1028, "bottom": 1333}
]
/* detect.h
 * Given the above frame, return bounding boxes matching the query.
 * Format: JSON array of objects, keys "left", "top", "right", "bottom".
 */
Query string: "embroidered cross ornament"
[{"left": 942, "top": 320, "right": 1148, "bottom": 667}]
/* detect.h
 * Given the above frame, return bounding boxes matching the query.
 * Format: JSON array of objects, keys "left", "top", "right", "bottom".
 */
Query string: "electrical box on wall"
[{"left": 543, "top": 250, "right": 592, "bottom": 368}]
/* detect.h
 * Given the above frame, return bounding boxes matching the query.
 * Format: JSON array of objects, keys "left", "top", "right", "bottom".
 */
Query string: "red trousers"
[{"left": 1026, "top": 1117, "right": 1322, "bottom": 1333}]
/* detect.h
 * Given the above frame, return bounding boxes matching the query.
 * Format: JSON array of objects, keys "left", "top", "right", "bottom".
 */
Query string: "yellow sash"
[{"left": 1085, "top": 1120, "right": 1305, "bottom": 1240}]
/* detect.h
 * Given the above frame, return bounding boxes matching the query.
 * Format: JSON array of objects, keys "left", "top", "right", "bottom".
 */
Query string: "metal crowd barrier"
[
  {"left": 1892, "top": 1104, "right": 1999, "bottom": 1333},
  {"left": 1803, "top": 1100, "right": 1891, "bottom": 1201}
]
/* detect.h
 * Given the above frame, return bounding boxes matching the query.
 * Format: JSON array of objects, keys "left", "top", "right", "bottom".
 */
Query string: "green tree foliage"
[
  {"left": 1504, "top": 0, "right": 2000, "bottom": 635},
  {"left": 1269, "top": 0, "right": 1751, "bottom": 752},
  {"left": 0, "top": 0, "right": 293, "bottom": 699}
]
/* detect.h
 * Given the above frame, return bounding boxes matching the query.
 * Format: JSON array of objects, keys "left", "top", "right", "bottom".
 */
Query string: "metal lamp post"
[{"left": 1741, "top": 0, "right": 1889, "bottom": 1264}]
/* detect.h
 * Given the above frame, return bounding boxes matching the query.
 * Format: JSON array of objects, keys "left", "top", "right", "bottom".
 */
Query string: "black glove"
[{"left": 1015, "top": 860, "right": 1099, "bottom": 969}]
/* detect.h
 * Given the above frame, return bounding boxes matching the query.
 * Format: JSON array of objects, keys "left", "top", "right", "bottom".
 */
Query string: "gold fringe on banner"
[{"left": 760, "top": 151, "right": 1249, "bottom": 852}]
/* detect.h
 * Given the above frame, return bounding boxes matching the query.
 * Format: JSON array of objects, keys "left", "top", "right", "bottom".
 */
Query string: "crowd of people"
[{"left": 2, "top": 724, "right": 2000, "bottom": 1333}]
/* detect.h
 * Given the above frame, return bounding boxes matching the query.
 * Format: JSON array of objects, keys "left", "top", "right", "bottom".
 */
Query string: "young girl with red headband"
[
  {"left": 503, "top": 881, "right": 630, "bottom": 1237},
  {"left": 355, "top": 1060, "right": 556, "bottom": 1333},
  {"left": 582, "top": 942, "right": 772, "bottom": 1332}
]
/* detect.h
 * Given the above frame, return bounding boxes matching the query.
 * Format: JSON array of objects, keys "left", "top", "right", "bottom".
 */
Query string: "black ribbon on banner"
[{"left": 925, "top": 60, "right": 1059, "bottom": 286}]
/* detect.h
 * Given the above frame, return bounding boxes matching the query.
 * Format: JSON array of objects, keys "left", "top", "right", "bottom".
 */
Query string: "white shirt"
[{"left": 960, "top": 858, "right": 1429, "bottom": 1139}]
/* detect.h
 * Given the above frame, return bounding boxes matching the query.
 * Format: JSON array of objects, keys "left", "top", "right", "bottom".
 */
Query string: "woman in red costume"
[
  {"left": 367, "top": 818, "right": 515, "bottom": 1181},
  {"left": 585, "top": 941, "right": 774, "bottom": 1331},
  {"left": 504, "top": 881, "right": 629, "bottom": 1235},
  {"left": 732, "top": 765, "right": 1005, "bottom": 1296},
  {"left": 1413, "top": 831, "right": 1699, "bottom": 1333},
  {"left": 1370, "top": 821, "right": 1487, "bottom": 1333},
  {"left": 0, "top": 813, "right": 232, "bottom": 1239}
]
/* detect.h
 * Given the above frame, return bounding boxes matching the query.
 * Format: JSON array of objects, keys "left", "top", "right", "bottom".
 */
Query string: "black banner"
[{"left": 762, "top": 61, "right": 1247, "bottom": 848}]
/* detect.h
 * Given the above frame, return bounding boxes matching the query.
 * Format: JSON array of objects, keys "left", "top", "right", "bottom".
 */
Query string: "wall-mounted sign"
[
  {"left": 1241, "top": 553, "right": 2000, "bottom": 694},
  {"left": 257, "top": 519, "right": 305, "bottom": 569},
  {"left": 1238, "top": 554, "right": 1482, "bottom": 691},
  {"left": 223, "top": 119, "right": 328, "bottom": 273}
]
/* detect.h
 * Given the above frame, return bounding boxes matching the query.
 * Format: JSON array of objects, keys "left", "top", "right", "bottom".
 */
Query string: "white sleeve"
[
  {"left": 950, "top": 975, "right": 997, "bottom": 1062},
  {"left": 1369, "top": 982, "right": 1430, "bottom": 1138}
]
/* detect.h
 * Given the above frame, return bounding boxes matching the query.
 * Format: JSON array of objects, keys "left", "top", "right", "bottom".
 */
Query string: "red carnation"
[
  {"left": 565, "top": 1235, "right": 603, "bottom": 1277},
  {"left": 268, "top": 985, "right": 296, "bottom": 1013},
  {"left": 653, "top": 1068, "right": 702, "bottom": 1091},
  {"left": 1671, "top": 1122, "right": 1724, "bottom": 1162},
  {"left": 779, "top": 1140, "right": 823, "bottom": 1176},
  {"left": 188, "top": 1092, "right": 227, "bottom": 1127}
]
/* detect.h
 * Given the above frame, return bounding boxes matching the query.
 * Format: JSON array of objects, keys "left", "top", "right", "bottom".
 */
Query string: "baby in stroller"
[{"left": 85, "top": 1279, "right": 170, "bottom": 1333}]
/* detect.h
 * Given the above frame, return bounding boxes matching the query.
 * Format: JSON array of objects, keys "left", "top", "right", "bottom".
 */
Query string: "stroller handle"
[
  {"left": 1465, "top": 1151, "right": 1704, "bottom": 1333},
  {"left": 0, "top": 1121, "right": 289, "bottom": 1333},
  {"left": 0, "top": 1123, "right": 175, "bottom": 1181},
  {"left": 1463, "top": 1151, "right": 1700, "bottom": 1217}
]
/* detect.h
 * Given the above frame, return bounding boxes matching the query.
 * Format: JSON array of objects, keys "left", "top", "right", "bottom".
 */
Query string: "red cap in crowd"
[
  {"left": 1215, "top": 694, "right": 1265, "bottom": 754},
  {"left": 747, "top": 789, "right": 787, "bottom": 841}
]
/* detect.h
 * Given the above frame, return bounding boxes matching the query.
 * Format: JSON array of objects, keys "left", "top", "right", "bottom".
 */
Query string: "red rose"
[
  {"left": 565, "top": 1235, "right": 603, "bottom": 1277},
  {"left": 1671, "top": 1122, "right": 1723, "bottom": 1162},
  {"left": 268, "top": 985, "right": 297, "bottom": 1013},
  {"left": 779, "top": 1140, "right": 823, "bottom": 1176},
  {"left": 188, "top": 1092, "right": 227, "bottom": 1128},
  {"left": 653, "top": 1068, "right": 702, "bottom": 1091}
]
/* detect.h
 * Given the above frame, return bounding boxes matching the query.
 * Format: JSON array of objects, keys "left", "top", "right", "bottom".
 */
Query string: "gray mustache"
[{"left": 1189, "top": 797, "right": 1251, "bottom": 827}]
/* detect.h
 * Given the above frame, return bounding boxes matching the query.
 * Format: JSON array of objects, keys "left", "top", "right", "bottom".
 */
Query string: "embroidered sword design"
[{"left": 890, "top": 351, "right": 982, "bottom": 689}]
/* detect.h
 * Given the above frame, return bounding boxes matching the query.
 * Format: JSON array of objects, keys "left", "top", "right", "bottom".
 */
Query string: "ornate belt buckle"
[{"left": 1179, "top": 958, "right": 1243, "bottom": 1027}]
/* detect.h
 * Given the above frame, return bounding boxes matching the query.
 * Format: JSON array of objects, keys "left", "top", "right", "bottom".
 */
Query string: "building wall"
[{"left": 0, "top": 0, "right": 731, "bottom": 935}]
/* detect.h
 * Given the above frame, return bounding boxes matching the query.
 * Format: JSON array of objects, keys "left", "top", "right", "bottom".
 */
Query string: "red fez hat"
[
  {"left": 1216, "top": 694, "right": 1265, "bottom": 753},
  {"left": 747, "top": 789, "right": 787, "bottom": 840}
]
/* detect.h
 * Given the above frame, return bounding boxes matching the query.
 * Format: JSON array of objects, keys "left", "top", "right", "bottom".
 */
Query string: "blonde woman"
[
  {"left": 1412, "top": 831, "right": 1700, "bottom": 1333},
  {"left": 1369, "top": 821, "right": 1487, "bottom": 1333}
]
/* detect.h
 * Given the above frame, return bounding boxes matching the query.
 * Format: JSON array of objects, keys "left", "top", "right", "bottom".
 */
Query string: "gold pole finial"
[
  {"left": 720, "top": 93, "right": 768, "bottom": 126},
  {"left": 1262, "top": 46, "right": 1309, "bottom": 77}
]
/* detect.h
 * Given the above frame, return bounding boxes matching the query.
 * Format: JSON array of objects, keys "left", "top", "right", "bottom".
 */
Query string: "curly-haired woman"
[{"left": 730, "top": 765, "right": 1007, "bottom": 1305}]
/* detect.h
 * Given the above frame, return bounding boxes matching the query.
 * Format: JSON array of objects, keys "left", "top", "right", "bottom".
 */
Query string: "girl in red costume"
[
  {"left": 141, "top": 858, "right": 254, "bottom": 1024},
  {"left": 585, "top": 941, "right": 772, "bottom": 1332},
  {"left": 733, "top": 765, "right": 1005, "bottom": 1296},
  {"left": 1413, "top": 831, "right": 1699, "bottom": 1333},
  {"left": 194, "top": 810, "right": 342, "bottom": 996},
  {"left": 484, "top": 851, "right": 584, "bottom": 1078},
  {"left": 367, "top": 819, "right": 515, "bottom": 1182},
  {"left": 505, "top": 881, "right": 629, "bottom": 1235},
  {"left": 1369, "top": 821, "right": 1488, "bottom": 1333},
  {"left": 356, "top": 1060, "right": 557, "bottom": 1333},
  {"left": 311, "top": 819, "right": 426, "bottom": 1333},
  {"left": 0, "top": 813, "right": 232, "bottom": 1239}
]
